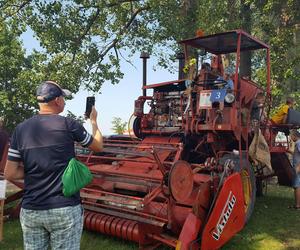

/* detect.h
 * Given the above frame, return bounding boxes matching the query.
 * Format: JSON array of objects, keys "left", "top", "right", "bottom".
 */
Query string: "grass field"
[{"left": 0, "top": 185, "right": 299, "bottom": 250}]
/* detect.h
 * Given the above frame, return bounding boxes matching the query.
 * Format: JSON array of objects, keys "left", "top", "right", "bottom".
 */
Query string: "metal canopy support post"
[{"left": 236, "top": 32, "right": 244, "bottom": 165}]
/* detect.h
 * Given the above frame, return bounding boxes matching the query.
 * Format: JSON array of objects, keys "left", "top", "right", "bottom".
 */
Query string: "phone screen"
[{"left": 85, "top": 96, "right": 95, "bottom": 118}]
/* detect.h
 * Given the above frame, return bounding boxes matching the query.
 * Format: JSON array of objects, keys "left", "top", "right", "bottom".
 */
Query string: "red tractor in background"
[{"left": 1, "top": 30, "right": 298, "bottom": 250}]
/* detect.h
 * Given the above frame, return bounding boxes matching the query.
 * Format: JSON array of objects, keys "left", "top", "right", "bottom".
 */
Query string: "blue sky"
[{"left": 21, "top": 30, "right": 176, "bottom": 135}]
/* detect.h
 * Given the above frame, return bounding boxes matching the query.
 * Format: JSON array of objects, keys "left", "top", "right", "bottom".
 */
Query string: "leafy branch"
[{"left": 0, "top": 0, "right": 32, "bottom": 21}]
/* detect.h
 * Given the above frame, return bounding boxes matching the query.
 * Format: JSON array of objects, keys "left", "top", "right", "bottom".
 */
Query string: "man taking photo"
[{"left": 4, "top": 80, "right": 103, "bottom": 249}]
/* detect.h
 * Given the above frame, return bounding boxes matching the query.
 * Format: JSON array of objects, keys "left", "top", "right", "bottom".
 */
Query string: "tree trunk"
[
  {"left": 181, "top": 0, "right": 199, "bottom": 74},
  {"left": 181, "top": 0, "right": 198, "bottom": 38},
  {"left": 240, "top": 0, "right": 252, "bottom": 78}
]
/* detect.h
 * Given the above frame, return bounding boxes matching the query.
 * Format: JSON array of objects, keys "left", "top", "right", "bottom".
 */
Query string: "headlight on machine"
[{"left": 224, "top": 93, "right": 235, "bottom": 103}]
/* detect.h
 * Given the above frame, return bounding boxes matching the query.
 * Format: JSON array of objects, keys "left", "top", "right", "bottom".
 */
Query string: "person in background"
[
  {"left": 251, "top": 92, "right": 266, "bottom": 122},
  {"left": 0, "top": 118, "right": 9, "bottom": 171},
  {"left": 4, "top": 80, "right": 103, "bottom": 250},
  {"left": 215, "top": 67, "right": 234, "bottom": 90},
  {"left": 271, "top": 97, "right": 295, "bottom": 125},
  {"left": 223, "top": 67, "right": 234, "bottom": 90},
  {"left": 0, "top": 118, "right": 9, "bottom": 161},
  {"left": 289, "top": 129, "right": 300, "bottom": 209},
  {"left": 270, "top": 97, "right": 295, "bottom": 145}
]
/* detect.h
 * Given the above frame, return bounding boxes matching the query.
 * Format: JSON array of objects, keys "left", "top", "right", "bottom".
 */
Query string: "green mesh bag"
[{"left": 62, "top": 158, "right": 93, "bottom": 197}]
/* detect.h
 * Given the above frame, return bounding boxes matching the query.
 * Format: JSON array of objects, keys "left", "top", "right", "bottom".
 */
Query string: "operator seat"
[{"left": 197, "top": 64, "right": 219, "bottom": 90}]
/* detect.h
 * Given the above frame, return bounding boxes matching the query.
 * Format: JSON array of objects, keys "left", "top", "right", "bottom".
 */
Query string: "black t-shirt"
[{"left": 7, "top": 114, "right": 93, "bottom": 210}]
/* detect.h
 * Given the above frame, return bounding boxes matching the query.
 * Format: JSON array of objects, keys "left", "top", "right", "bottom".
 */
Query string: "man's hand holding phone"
[
  {"left": 84, "top": 96, "right": 103, "bottom": 152},
  {"left": 89, "top": 106, "right": 98, "bottom": 124},
  {"left": 85, "top": 96, "right": 95, "bottom": 119}
]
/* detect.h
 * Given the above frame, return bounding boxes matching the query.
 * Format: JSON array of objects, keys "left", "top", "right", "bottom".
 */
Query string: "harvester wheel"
[
  {"left": 241, "top": 160, "right": 256, "bottom": 223},
  {"left": 220, "top": 154, "right": 256, "bottom": 223},
  {"left": 132, "top": 117, "right": 144, "bottom": 139}
]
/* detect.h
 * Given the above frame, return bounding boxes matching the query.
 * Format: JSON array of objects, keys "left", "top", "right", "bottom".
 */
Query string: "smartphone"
[{"left": 85, "top": 96, "right": 95, "bottom": 119}]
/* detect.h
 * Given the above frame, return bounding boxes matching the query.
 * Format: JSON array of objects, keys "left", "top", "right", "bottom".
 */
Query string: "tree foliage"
[
  {"left": 111, "top": 117, "right": 127, "bottom": 135},
  {"left": 0, "top": 0, "right": 299, "bottom": 132},
  {"left": 193, "top": 0, "right": 300, "bottom": 106},
  {"left": 0, "top": 21, "right": 40, "bottom": 133},
  {"left": 0, "top": 0, "right": 187, "bottom": 91},
  {"left": 66, "top": 110, "right": 85, "bottom": 125}
]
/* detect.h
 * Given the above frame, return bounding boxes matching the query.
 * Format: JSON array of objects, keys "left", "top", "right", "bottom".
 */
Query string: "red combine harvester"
[
  {"left": 78, "top": 30, "right": 298, "bottom": 249},
  {"left": 1, "top": 30, "right": 297, "bottom": 249}
]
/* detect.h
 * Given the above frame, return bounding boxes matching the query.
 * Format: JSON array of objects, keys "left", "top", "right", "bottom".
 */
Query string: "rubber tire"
[
  {"left": 132, "top": 117, "right": 144, "bottom": 139},
  {"left": 219, "top": 154, "right": 256, "bottom": 224}
]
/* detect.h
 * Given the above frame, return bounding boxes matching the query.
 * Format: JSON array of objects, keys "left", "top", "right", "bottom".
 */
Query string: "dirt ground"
[{"left": 6, "top": 181, "right": 21, "bottom": 194}]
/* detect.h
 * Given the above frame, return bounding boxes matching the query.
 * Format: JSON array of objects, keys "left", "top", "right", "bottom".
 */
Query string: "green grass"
[
  {"left": 223, "top": 185, "right": 300, "bottom": 250},
  {"left": 0, "top": 185, "right": 299, "bottom": 250}
]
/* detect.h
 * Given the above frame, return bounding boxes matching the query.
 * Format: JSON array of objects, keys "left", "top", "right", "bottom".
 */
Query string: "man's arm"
[
  {"left": 295, "top": 164, "right": 300, "bottom": 175},
  {"left": 4, "top": 160, "right": 24, "bottom": 181},
  {"left": 282, "top": 114, "right": 288, "bottom": 124},
  {"left": 88, "top": 106, "right": 103, "bottom": 152}
]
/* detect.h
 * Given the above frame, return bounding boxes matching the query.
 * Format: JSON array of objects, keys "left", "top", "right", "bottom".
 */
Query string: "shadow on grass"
[
  {"left": 82, "top": 230, "right": 138, "bottom": 250},
  {"left": 223, "top": 185, "right": 300, "bottom": 250}
]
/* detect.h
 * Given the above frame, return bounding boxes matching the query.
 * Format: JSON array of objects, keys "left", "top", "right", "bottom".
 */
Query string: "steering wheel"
[{"left": 213, "top": 79, "right": 227, "bottom": 88}]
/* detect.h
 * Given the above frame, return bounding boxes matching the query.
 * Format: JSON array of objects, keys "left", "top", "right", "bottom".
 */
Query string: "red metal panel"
[
  {"left": 201, "top": 173, "right": 246, "bottom": 250},
  {"left": 177, "top": 213, "right": 202, "bottom": 250},
  {"left": 193, "top": 173, "right": 211, "bottom": 184}
]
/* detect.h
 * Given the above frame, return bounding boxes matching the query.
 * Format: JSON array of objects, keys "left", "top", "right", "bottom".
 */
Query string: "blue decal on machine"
[{"left": 210, "top": 89, "right": 226, "bottom": 102}]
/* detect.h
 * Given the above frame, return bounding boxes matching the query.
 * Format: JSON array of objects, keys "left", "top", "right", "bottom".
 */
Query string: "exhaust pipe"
[
  {"left": 140, "top": 52, "right": 150, "bottom": 96},
  {"left": 176, "top": 52, "right": 185, "bottom": 80}
]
